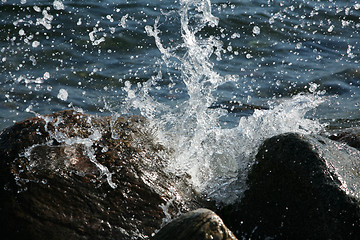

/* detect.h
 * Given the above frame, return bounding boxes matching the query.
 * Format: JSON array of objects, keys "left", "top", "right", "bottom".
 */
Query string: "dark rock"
[
  {"left": 0, "top": 110, "right": 204, "bottom": 240},
  {"left": 220, "top": 133, "right": 360, "bottom": 239},
  {"left": 326, "top": 127, "right": 360, "bottom": 150},
  {"left": 152, "top": 208, "right": 237, "bottom": 240}
]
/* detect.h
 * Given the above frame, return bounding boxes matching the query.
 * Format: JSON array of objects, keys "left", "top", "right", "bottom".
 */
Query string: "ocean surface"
[{"left": 1, "top": 0, "right": 360, "bottom": 201}]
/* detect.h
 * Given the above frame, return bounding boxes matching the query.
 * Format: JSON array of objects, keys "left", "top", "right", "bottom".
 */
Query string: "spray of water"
[{"left": 125, "top": 0, "right": 326, "bottom": 203}]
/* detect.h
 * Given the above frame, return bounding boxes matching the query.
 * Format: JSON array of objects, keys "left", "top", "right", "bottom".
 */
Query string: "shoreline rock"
[
  {"left": 0, "top": 110, "right": 206, "bottom": 240},
  {"left": 151, "top": 208, "right": 237, "bottom": 240},
  {"left": 326, "top": 127, "right": 360, "bottom": 150},
  {"left": 220, "top": 133, "right": 360, "bottom": 239},
  {"left": 2, "top": 110, "right": 360, "bottom": 239}
]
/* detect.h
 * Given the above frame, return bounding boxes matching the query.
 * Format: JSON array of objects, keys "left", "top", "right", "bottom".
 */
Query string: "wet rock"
[
  {"left": 220, "top": 133, "right": 360, "bottom": 239},
  {"left": 0, "top": 110, "right": 203, "bottom": 240},
  {"left": 326, "top": 127, "right": 360, "bottom": 150},
  {"left": 152, "top": 208, "right": 237, "bottom": 240}
]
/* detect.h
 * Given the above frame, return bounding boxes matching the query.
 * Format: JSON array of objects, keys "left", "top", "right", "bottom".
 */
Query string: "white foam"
[{"left": 125, "top": 0, "right": 326, "bottom": 203}]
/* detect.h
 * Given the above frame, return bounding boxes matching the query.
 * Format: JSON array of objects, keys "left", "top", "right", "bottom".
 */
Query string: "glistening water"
[{"left": 1, "top": 0, "right": 359, "bottom": 203}]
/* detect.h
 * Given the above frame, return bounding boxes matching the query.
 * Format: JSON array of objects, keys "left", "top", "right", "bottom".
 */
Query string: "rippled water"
[{"left": 1, "top": 0, "right": 360, "bottom": 201}]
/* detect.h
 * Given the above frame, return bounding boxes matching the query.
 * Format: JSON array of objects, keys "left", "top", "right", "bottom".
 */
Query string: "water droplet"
[
  {"left": 25, "top": 105, "right": 33, "bottom": 112},
  {"left": 327, "top": 25, "right": 334, "bottom": 32},
  {"left": 120, "top": 14, "right": 128, "bottom": 28},
  {"left": 57, "top": 88, "right": 68, "bottom": 101},
  {"left": 19, "top": 29, "right": 25, "bottom": 36},
  {"left": 106, "top": 15, "right": 114, "bottom": 23},
  {"left": 252, "top": 26, "right": 260, "bottom": 35},
  {"left": 53, "top": 0, "right": 65, "bottom": 10},
  {"left": 33, "top": 6, "right": 41, "bottom": 12},
  {"left": 269, "top": 17, "right": 275, "bottom": 24},
  {"left": 32, "top": 41, "right": 40, "bottom": 48},
  {"left": 230, "top": 33, "right": 240, "bottom": 39},
  {"left": 246, "top": 53, "right": 253, "bottom": 59},
  {"left": 43, "top": 72, "right": 50, "bottom": 80},
  {"left": 309, "top": 83, "right": 319, "bottom": 93}
]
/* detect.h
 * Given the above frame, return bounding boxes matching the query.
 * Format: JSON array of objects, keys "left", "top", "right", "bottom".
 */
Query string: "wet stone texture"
[
  {"left": 220, "top": 133, "right": 360, "bottom": 240},
  {"left": 152, "top": 208, "right": 237, "bottom": 240},
  {"left": 327, "top": 127, "right": 360, "bottom": 151},
  {"left": 0, "top": 110, "right": 204, "bottom": 240}
]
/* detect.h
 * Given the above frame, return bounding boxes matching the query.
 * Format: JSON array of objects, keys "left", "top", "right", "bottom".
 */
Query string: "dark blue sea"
[{"left": 1, "top": 0, "right": 359, "bottom": 130}]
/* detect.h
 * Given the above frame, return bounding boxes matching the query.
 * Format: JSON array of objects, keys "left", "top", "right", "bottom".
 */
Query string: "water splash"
[{"left": 124, "top": 0, "right": 326, "bottom": 203}]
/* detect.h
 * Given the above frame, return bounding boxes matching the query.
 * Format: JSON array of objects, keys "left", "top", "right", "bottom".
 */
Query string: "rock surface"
[
  {"left": 3, "top": 110, "right": 360, "bottom": 240},
  {"left": 0, "top": 110, "right": 204, "bottom": 240},
  {"left": 327, "top": 127, "right": 360, "bottom": 150},
  {"left": 220, "top": 133, "right": 360, "bottom": 239},
  {"left": 152, "top": 208, "right": 237, "bottom": 240}
]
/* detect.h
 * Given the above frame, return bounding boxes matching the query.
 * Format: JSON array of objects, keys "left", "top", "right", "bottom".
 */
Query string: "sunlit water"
[{"left": 1, "top": 0, "right": 359, "bottom": 203}]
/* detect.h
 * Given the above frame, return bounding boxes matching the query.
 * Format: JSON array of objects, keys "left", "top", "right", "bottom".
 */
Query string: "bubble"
[{"left": 57, "top": 89, "right": 68, "bottom": 101}]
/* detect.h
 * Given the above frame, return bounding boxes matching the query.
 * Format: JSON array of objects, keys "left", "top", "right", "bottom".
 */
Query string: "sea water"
[
  {"left": 1, "top": 0, "right": 359, "bottom": 203},
  {"left": 124, "top": 0, "right": 326, "bottom": 202}
]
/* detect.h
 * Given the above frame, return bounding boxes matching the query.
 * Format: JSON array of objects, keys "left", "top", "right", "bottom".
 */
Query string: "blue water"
[{"left": 1, "top": 0, "right": 359, "bottom": 130}]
